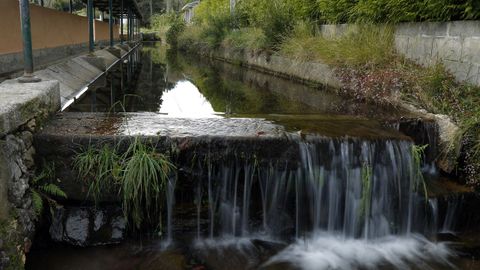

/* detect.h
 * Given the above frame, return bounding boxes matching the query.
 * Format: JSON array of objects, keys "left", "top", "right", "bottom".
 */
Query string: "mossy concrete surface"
[{"left": 0, "top": 80, "right": 60, "bottom": 139}]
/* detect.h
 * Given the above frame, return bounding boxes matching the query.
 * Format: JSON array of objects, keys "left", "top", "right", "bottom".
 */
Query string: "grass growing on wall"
[{"left": 73, "top": 139, "right": 175, "bottom": 229}]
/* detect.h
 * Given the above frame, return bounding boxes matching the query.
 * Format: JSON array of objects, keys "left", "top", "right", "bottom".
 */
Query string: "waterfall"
[
  {"left": 179, "top": 136, "right": 455, "bottom": 268},
  {"left": 188, "top": 137, "right": 437, "bottom": 239}
]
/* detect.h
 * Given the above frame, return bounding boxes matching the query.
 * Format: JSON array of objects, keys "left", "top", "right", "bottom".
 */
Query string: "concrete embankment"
[{"left": 33, "top": 43, "right": 140, "bottom": 110}]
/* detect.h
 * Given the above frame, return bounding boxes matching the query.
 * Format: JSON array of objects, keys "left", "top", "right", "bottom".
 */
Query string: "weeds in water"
[
  {"left": 73, "top": 138, "right": 175, "bottom": 229},
  {"left": 360, "top": 162, "right": 372, "bottom": 219},
  {"left": 411, "top": 144, "right": 429, "bottom": 200},
  {"left": 121, "top": 138, "right": 175, "bottom": 228},
  {"left": 31, "top": 162, "right": 67, "bottom": 217}
]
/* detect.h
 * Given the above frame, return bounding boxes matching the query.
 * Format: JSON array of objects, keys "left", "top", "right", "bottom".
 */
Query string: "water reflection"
[
  {"left": 159, "top": 80, "right": 221, "bottom": 118},
  {"left": 67, "top": 43, "right": 413, "bottom": 121}
]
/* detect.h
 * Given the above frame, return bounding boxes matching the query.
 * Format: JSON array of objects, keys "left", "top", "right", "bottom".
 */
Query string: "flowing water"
[{"left": 27, "top": 43, "right": 480, "bottom": 270}]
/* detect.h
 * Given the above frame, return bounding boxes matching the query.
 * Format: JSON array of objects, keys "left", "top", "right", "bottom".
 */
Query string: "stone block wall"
[
  {"left": 319, "top": 21, "right": 480, "bottom": 87},
  {"left": 395, "top": 21, "right": 480, "bottom": 87}
]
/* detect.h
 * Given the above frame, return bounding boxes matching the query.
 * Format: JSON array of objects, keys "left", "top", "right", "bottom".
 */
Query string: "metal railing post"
[
  {"left": 109, "top": 0, "right": 113, "bottom": 47},
  {"left": 127, "top": 8, "right": 132, "bottom": 41},
  {"left": 120, "top": 0, "right": 124, "bottom": 44},
  {"left": 18, "top": 0, "right": 40, "bottom": 83}
]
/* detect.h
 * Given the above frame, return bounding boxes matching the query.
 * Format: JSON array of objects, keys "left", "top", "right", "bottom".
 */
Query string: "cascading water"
[{"left": 181, "top": 136, "right": 456, "bottom": 269}]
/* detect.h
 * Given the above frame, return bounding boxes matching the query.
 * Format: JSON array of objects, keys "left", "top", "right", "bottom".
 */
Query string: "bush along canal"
[{"left": 25, "top": 44, "right": 480, "bottom": 270}]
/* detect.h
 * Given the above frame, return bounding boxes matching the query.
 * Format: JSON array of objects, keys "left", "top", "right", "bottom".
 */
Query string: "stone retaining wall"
[
  {"left": 320, "top": 21, "right": 480, "bottom": 87},
  {"left": 395, "top": 21, "right": 480, "bottom": 87},
  {"left": 0, "top": 80, "right": 60, "bottom": 269}
]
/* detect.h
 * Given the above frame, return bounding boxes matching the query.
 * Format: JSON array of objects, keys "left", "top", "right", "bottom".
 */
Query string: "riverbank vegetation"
[{"left": 160, "top": 0, "right": 480, "bottom": 187}]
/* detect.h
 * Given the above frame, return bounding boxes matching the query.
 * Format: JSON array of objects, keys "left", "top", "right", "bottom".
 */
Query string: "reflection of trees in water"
[{"left": 127, "top": 48, "right": 169, "bottom": 112}]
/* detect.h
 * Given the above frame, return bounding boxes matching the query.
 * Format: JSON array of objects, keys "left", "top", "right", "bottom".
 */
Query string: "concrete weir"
[{"left": 34, "top": 112, "right": 411, "bottom": 202}]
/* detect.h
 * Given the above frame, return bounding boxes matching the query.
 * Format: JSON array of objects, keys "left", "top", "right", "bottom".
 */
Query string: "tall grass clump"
[
  {"left": 281, "top": 23, "right": 395, "bottom": 67},
  {"left": 73, "top": 144, "right": 121, "bottom": 203},
  {"left": 121, "top": 138, "right": 174, "bottom": 228},
  {"left": 73, "top": 139, "right": 175, "bottom": 229}
]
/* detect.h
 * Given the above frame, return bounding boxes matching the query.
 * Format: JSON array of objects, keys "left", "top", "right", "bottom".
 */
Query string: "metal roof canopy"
[{"left": 81, "top": 0, "right": 143, "bottom": 20}]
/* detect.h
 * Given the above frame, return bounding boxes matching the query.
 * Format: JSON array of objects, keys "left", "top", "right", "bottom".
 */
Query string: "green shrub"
[
  {"left": 236, "top": 0, "right": 295, "bottom": 48},
  {"left": 222, "top": 28, "right": 267, "bottom": 51},
  {"left": 166, "top": 14, "right": 186, "bottom": 48}
]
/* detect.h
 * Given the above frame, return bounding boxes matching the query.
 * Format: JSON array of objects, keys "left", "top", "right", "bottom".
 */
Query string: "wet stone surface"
[{"left": 49, "top": 206, "right": 126, "bottom": 247}]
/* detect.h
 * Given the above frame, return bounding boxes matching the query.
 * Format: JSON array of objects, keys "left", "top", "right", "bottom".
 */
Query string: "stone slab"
[{"left": 0, "top": 79, "right": 60, "bottom": 137}]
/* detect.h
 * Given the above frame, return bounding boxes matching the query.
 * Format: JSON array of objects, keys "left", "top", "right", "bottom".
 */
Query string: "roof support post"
[
  {"left": 127, "top": 8, "right": 132, "bottom": 41},
  {"left": 109, "top": 0, "right": 113, "bottom": 47},
  {"left": 120, "top": 0, "right": 124, "bottom": 44},
  {"left": 88, "top": 0, "right": 95, "bottom": 53},
  {"left": 18, "top": 0, "right": 40, "bottom": 83}
]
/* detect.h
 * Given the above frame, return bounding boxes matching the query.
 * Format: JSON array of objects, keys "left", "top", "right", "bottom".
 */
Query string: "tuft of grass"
[
  {"left": 280, "top": 23, "right": 395, "bottom": 67},
  {"left": 121, "top": 138, "right": 175, "bottom": 228},
  {"left": 73, "top": 144, "right": 120, "bottom": 203},
  {"left": 73, "top": 139, "right": 175, "bottom": 229}
]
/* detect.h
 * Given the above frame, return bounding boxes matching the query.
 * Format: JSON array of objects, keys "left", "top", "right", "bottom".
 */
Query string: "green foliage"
[
  {"left": 30, "top": 162, "right": 67, "bottom": 217},
  {"left": 121, "top": 138, "right": 174, "bottom": 228},
  {"left": 236, "top": 0, "right": 296, "bottom": 48},
  {"left": 73, "top": 139, "right": 175, "bottom": 229},
  {"left": 317, "top": 0, "right": 480, "bottom": 23},
  {"left": 317, "top": 0, "right": 358, "bottom": 23},
  {"left": 280, "top": 23, "right": 395, "bottom": 67},
  {"left": 73, "top": 144, "right": 121, "bottom": 203},
  {"left": 166, "top": 14, "right": 186, "bottom": 48},
  {"left": 222, "top": 28, "right": 267, "bottom": 51}
]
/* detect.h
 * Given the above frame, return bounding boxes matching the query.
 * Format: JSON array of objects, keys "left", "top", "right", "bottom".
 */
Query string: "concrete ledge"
[
  {"left": 33, "top": 43, "right": 139, "bottom": 109},
  {"left": 0, "top": 79, "right": 60, "bottom": 137}
]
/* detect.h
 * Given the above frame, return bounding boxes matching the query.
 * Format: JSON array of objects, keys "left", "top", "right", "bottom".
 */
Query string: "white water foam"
[{"left": 265, "top": 233, "right": 454, "bottom": 270}]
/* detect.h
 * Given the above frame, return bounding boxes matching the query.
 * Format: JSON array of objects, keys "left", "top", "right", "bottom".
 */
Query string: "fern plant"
[{"left": 31, "top": 162, "right": 67, "bottom": 217}]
